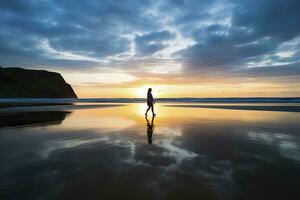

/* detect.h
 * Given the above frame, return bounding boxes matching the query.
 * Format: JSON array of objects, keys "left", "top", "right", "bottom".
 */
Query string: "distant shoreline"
[
  {"left": 164, "top": 104, "right": 300, "bottom": 113},
  {"left": 1, "top": 97, "right": 300, "bottom": 104}
]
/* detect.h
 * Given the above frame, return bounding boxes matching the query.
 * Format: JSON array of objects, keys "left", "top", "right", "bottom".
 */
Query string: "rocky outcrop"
[{"left": 0, "top": 67, "right": 77, "bottom": 98}]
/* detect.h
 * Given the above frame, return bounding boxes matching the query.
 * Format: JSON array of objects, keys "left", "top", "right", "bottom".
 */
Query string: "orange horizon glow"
[
  {"left": 60, "top": 70, "right": 300, "bottom": 98},
  {"left": 72, "top": 83, "right": 300, "bottom": 98}
]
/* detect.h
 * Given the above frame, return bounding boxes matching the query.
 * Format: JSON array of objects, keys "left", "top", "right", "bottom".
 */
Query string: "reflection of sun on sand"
[
  {"left": 135, "top": 103, "right": 162, "bottom": 116},
  {"left": 58, "top": 103, "right": 300, "bottom": 134},
  {"left": 60, "top": 107, "right": 136, "bottom": 130},
  {"left": 59, "top": 103, "right": 177, "bottom": 135},
  {"left": 135, "top": 103, "right": 148, "bottom": 116},
  {"left": 158, "top": 104, "right": 300, "bottom": 124}
]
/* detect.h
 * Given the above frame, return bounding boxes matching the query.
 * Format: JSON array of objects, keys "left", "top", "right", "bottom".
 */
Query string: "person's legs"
[
  {"left": 145, "top": 106, "right": 151, "bottom": 115},
  {"left": 151, "top": 105, "right": 155, "bottom": 115}
]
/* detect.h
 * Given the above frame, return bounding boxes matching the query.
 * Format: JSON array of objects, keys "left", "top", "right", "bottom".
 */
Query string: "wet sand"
[
  {"left": 0, "top": 103, "right": 300, "bottom": 200},
  {"left": 165, "top": 104, "right": 300, "bottom": 112},
  {"left": 0, "top": 103, "right": 124, "bottom": 113}
]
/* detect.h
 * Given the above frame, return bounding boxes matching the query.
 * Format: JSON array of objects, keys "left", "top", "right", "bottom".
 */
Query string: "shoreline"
[
  {"left": 0, "top": 104, "right": 125, "bottom": 113},
  {"left": 164, "top": 104, "right": 300, "bottom": 113}
]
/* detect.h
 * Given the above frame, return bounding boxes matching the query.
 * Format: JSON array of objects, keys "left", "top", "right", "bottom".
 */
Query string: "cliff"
[{"left": 0, "top": 67, "right": 77, "bottom": 98}]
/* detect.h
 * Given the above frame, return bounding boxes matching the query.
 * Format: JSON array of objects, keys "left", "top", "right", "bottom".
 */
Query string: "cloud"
[
  {"left": 177, "top": 26, "right": 278, "bottom": 68},
  {"left": 168, "top": 0, "right": 300, "bottom": 82},
  {"left": 0, "top": 0, "right": 159, "bottom": 68},
  {"left": 134, "top": 30, "right": 176, "bottom": 56},
  {"left": 232, "top": 0, "right": 300, "bottom": 40},
  {"left": 236, "top": 63, "right": 300, "bottom": 78},
  {"left": 0, "top": 0, "right": 300, "bottom": 89}
]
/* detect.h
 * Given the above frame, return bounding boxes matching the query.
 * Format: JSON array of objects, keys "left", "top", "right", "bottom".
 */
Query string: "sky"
[{"left": 1, "top": 0, "right": 300, "bottom": 98}]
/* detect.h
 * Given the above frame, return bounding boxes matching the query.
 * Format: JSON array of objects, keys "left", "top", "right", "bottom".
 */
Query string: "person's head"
[{"left": 148, "top": 88, "right": 152, "bottom": 93}]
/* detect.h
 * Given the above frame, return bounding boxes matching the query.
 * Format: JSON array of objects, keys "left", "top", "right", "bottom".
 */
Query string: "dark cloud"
[
  {"left": 232, "top": 0, "right": 300, "bottom": 40},
  {"left": 177, "top": 26, "right": 278, "bottom": 68},
  {"left": 237, "top": 63, "right": 300, "bottom": 78},
  {"left": 173, "top": 0, "right": 300, "bottom": 78},
  {"left": 0, "top": 0, "right": 299, "bottom": 82},
  {"left": 134, "top": 30, "right": 175, "bottom": 56},
  {"left": 0, "top": 0, "right": 158, "bottom": 68}
]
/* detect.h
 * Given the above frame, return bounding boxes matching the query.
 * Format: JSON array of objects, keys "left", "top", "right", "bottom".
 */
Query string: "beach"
[{"left": 1, "top": 102, "right": 300, "bottom": 200}]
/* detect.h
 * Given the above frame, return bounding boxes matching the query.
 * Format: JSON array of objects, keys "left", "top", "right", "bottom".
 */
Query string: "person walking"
[{"left": 145, "top": 88, "right": 156, "bottom": 116}]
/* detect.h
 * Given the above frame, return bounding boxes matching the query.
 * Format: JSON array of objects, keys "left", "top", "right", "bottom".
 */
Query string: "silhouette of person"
[
  {"left": 145, "top": 88, "right": 156, "bottom": 116},
  {"left": 145, "top": 115, "right": 155, "bottom": 144}
]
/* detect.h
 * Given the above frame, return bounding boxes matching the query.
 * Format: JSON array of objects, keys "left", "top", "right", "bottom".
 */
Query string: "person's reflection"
[{"left": 145, "top": 115, "right": 155, "bottom": 144}]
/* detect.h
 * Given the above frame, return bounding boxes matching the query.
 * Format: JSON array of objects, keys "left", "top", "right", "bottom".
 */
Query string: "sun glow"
[
  {"left": 135, "top": 85, "right": 151, "bottom": 98},
  {"left": 63, "top": 72, "right": 137, "bottom": 85},
  {"left": 134, "top": 85, "right": 162, "bottom": 98}
]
